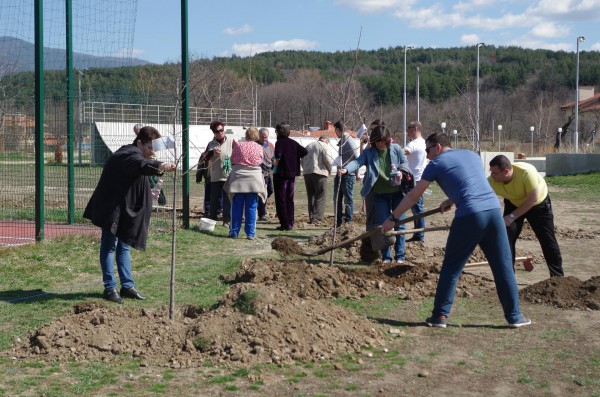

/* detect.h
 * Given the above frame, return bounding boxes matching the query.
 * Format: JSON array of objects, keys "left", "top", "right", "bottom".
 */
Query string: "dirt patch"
[
  {"left": 520, "top": 275, "right": 600, "bottom": 310},
  {"left": 10, "top": 278, "right": 384, "bottom": 368}
]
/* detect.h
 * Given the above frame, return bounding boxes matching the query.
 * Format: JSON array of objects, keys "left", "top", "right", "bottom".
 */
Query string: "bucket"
[{"left": 198, "top": 217, "right": 216, "bottom": 231}]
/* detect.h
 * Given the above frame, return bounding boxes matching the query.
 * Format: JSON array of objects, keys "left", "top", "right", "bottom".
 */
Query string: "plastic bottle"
[
  {"left": 390, "top": 164, "right": 400, "bottom": 186},
  {"left": 152, "top": 178, "right": 163, "bottom": 205}
]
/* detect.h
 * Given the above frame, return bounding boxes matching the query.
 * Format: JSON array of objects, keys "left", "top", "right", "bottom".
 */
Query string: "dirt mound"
[
  {"left": 520, "top": 276, "right": 600, "bottom": 310},
  {"left": 519, "top": 222, "right": 599, "bottom": 241},
  {"left": 10, "top": 280, "right": 384, "bottom": 368}
]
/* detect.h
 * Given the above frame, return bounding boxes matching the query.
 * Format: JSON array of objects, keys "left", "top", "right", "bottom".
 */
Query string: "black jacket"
[{"left": 83, "top": 144, "right": 162, "bottom": 251}]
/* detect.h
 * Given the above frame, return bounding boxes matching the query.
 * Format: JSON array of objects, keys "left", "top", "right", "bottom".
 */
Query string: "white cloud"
[
  {"left": 590, "top": 42, "right": 600, "bottom": 51},
  {"left": 224, "top": 24, "right": 253, "bottom": 36},
  {"left": 529, "top": 22, "right": 570, "bottom": 38},
  {"left": 460, "top": 34, "right": 481, "bottom": 45},
  {"left": 453, "top": 0, "right": 495, "bottom": 13},
  {"left": 335, "top": 0, "right": 414, "bottom": 13},
  {"left": 508, "top": 37, "right": 572, "bottom": 52},
  {"left": 527, "top": 0, "right": 600, "bottom": 19},
  {"left": 232, "top": 39, "right": 319, "bottom": 56}
]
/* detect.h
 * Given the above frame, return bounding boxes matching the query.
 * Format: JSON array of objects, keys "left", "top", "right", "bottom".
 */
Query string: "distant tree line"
[{"left": 1, "top": 45, "right": 599, "bottom": 155}]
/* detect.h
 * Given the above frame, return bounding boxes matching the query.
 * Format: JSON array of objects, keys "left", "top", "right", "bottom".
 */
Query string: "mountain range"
[{"left": 0, "top": 36, "right": 151, "bottom": 74}]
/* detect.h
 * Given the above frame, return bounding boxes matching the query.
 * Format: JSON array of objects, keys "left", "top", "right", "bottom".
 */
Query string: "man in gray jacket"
[{"left": 301, "top": 135, "right": 332, "bottom": 224}]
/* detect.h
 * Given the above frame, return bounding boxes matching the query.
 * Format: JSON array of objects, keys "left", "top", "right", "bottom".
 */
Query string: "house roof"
[{"left": 560, "top": 91, "right": 600, "bottom": 113}]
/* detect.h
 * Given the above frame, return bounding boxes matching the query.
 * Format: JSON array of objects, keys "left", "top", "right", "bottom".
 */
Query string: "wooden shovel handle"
[{"left": 394, "top": 206, "right": 445, "bottom": 227}]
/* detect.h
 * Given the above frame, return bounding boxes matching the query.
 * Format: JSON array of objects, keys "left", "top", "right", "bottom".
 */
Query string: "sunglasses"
[
  {"left": 425, "top": 144, "right": 436, "bottom": 154},
  {"left": 214, "top": 128, "right": 224, "bottom": 133}
]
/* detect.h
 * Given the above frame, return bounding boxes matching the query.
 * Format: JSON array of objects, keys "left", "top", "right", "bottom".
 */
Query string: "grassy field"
[{"left": 0, "top": 173, "right": 599, "bottom": 396}]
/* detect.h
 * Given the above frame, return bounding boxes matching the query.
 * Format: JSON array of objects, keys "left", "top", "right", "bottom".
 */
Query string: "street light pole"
[
  {"left": 403, "top": 45, "right": 414, "bottom": 147},
  {"left": 530, "top": 126, "right": 535, "bottom": 157},
  {"left": 575, "top": 36, "right": 585, "bottom": 153},
  {"left": 441, "top": 122, "right": 446, "bottom": 134},
  {"left": 498, "top": 124, "right": 502, "bottom": 151},
  {"left": 453, "top": 129, "right": 457, "bottom": 148},
  {"left": 476, "top": 42, "right": 484, "bottom": 156},
  {"left": 558, "top": 127, "right": 562, "bottom": 151},
  {"left": 416, "top": 66, "right": 420, "bottom": 122}
]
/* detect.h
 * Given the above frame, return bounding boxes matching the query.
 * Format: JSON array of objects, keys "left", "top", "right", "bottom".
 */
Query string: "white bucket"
[{"left": 198, "top": 217, "right": 217, "bottom": 231}]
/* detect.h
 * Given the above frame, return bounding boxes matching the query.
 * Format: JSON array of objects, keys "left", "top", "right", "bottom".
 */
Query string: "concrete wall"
[
  {"left": 516, "top": 157, "right": 546, "bottom": 172},
  {"left": 546, "top": 154, "right": 600, "bottom": 176},
  {"left": 480, "top": 152, "right": 514, "bottom": 175}
]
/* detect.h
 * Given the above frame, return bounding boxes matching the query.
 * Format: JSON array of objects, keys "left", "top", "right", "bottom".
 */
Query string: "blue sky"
[{"left": 133, "top": 0, "right": 600, "bottom": 64}]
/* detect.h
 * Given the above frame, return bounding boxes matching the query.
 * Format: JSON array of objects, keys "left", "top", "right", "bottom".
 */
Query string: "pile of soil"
[
  {"left": 519, "top": 222, "right": 599, "bottom": 241},
  {"left": 520, "top": 276, "right": 600, "bottom": 310},
  {"left": 10, "top": 277, "right": 384, "bottom": 368}
]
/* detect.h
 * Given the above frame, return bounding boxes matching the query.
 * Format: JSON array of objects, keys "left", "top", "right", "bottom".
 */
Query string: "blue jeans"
[
  {"left": 334, "top": 174, "right": 355, "bottom": 225},
  {"left": 411, "top": 194, "right": 425, "bottom": 240},
  {"left": 100, "top": 228, "right": 134, "bottom": 291},
  {"left": 366, "top": 190, "right": 405, "bottom": 261},
  {"left": 433, "top": 209, "right": 522, "bottom": 324},
  {"left": 230, "top": 193, "right": 258, "bottom": 238}
]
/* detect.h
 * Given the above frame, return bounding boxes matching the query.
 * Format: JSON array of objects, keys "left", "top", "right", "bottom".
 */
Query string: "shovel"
[
  {"left": 369, "top": 225, "right": 451, "bottom": 251},
  {"left": 368, "top": 207, "right": 447, "bottom": 252},
  {"left": 464, "top": 256, "right": 534, "bottom": 271},
  {"left": 287, "top": 207, "right": 446, "bottom": 257}
]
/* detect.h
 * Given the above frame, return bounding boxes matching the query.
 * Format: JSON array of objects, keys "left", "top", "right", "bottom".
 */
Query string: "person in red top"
[{"left": 224, "top": 127, "right": 266, "bottom": 239}]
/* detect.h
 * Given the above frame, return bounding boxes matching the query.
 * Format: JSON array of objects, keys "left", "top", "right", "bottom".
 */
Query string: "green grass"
[{"left": 546, "top": 171, "right": 600, "bottom": 201}]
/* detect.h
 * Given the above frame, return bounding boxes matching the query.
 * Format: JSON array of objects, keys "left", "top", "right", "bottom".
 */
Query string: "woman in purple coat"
[{"left": 272, "top": 122, "right": 308, "bottom": 231}]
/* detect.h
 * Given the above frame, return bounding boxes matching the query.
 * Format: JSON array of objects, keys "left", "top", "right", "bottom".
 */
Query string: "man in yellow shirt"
[{"left": 488, "top": 155, "right": 564, "bottom": 277}]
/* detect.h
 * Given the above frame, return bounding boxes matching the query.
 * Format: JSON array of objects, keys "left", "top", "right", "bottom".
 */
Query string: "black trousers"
[
  {"left": 257, "top": 174, "right": 273, "bottom": 217},
  {"left": 504, "top": 195, "right": 564, "bottom": 277}
]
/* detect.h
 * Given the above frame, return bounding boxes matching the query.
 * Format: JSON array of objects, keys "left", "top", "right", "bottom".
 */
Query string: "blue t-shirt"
[{"left": 421, "top": 149, "right": 499, "bottom": 217}]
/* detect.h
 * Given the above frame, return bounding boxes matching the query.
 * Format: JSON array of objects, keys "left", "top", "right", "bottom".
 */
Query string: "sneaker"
[
  {"left": 382, "top": 259, "right": 392, "bottom": 264},
  {"left": 395, "top": 259, "right": 405, "bottom": 264},
  {"left": 509, "top": 316, "right": 532, "bottom": 328},
  {"left": 247, "top": 235, "right": 255, "bottom": 240},
  {"left": 258, "top": 216, "right": 268, "bottom": 222},
  {"left": 223, "top": 221, "right": 230, "bottom": 227},
  {"left": 425, "top": 315, "right": 448, "bottom": 328},
  {"left": 275, "top": 226, "right": 291, "bottom": 231},
  {"left": 406, "top": 236, "right": 424, "bottom": 243}
]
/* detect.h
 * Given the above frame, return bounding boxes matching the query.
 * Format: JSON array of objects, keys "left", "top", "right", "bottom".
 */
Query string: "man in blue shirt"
[{"left": 382, "top": 133, "right": 531, "bottom": 329}]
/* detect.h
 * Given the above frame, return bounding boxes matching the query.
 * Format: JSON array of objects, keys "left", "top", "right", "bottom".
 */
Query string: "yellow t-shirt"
[{"left": 488, "top": 162, "right": 547, "bottom": 207}]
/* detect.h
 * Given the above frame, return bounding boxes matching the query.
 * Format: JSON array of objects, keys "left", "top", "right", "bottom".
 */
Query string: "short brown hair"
[
  {"left": 133, "top": 126, "right": 161, "bottom": 144},
  {"left": 275, "top": 122, "right": 290, "bottom": 137},
  {"left": 210, "top": 120, "right": 224, "bottom": 132}
]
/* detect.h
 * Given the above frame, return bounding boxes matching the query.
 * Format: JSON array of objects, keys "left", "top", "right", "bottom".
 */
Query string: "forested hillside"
[{"left": 2, "top": 45, "right": 599, "bottom": 154}]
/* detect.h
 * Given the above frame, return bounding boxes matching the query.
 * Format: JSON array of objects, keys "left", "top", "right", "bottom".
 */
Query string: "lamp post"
[
  {"left": 416, "top": 66, "right": 420, "bottom": 122},
  {"left": 453, "top": 129, "right": 457, "bottom": 148},
  {"left": 403, "top": 45, "right": 414, "bottom": 147},
  {"left": 530, "top": 126, "right": 535, "bottom": 157},
  {"left": 441, "top": 122, "right": 446, "bottom": 134},
  {"left": 558, "top": 127, "right": 562, "bottom": 151},
  {"left": 476, "top": 42, "right": 484, "bottom": 156},
  {"left": 575, "top": 36, "right": 585, "bottom": 153},
  {"left": 497, "top": 125, "right": 502, "bottom": 151}
]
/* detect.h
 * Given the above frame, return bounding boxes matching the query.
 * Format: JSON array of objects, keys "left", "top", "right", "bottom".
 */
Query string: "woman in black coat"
[{"left": 84, "top": 126, "right": 176, "bottom": 303}]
